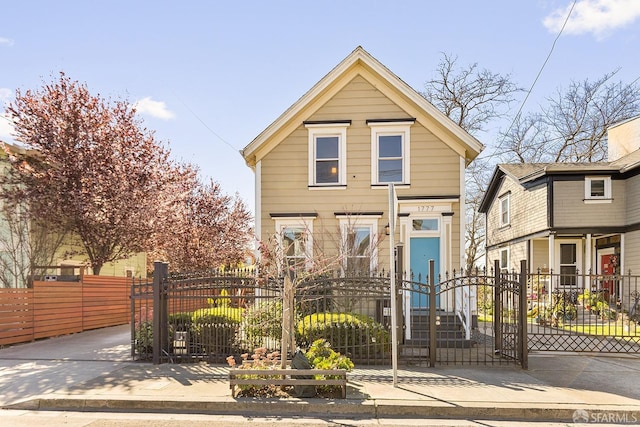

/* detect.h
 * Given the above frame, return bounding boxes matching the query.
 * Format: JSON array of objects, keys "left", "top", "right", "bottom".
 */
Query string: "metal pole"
[
  {"left": 429, "top": 259, "right": 436, "bottom": 367},
  {"left": 519, "top": 259, "right": 529, "bottom": 369},
  {"left": 396, "top": 243, "right": 404, "bottom": 344},
  {"left": 152, "top": 261, "right": 162, "bottom": 365},
  {"left": 389, "top": 184, "right": 398, "bottom": 387},
  {"left": 494, "top": 260, "right": 502, "bottom": 355}
]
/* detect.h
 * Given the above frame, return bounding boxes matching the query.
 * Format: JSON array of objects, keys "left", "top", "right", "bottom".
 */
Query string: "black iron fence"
[
  {"left": 526, "top": 269, "right": 640, "bottom": 352},
  {"left": 131, "top": 263, "right": 392, "bottom": 365},
  {"left": 131, "top": 261, "right": 640, "bottom": 367}
]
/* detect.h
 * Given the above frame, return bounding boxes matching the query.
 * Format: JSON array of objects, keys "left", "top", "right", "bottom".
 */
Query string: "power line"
[
  {"left": 490, "top": 0, "right": 577, "bottom": 159},
  {"left": 173, "top": 93, "right": 240, "bottom": 153}
]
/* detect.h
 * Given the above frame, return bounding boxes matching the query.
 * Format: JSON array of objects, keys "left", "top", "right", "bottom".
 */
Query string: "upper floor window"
[
  {"left": 368, "top": 120, "right": 413, "bottom": 185},
  {"left": 499, "top": 192, "right": 510, "bottom": 227},
  {"left": 305, "top": 122, "right": 350, "bottom": 187},
  {"left": 584, "top": 176, "right": 612, "bottom": 203}
]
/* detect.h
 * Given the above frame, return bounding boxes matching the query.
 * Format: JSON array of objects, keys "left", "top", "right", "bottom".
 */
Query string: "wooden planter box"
[{"left": 228, "top": 368, "right": 347, "bottom": 398}]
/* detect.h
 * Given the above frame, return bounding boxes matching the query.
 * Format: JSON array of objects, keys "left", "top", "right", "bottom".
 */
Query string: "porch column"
[
  {"left": 442, "top": 213, "right": 453, "bottom": 312},
  {"left": 585, "top": 234, "right": 592, "bottom": 274},
  {"left": 620, "top": 234, "right": 625, "bottom": 274},
  {"left": 548, "top": 233, "right": 555, "bottom": 296}
]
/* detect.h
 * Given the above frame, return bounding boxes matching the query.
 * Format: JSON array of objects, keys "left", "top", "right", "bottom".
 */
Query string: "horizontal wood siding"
[
  {"left": 624, "top": 230, "right": 640, "bottom": 274},
  {"left": 626, "top": 175, "right": 640, "bottom": 225},
  {"left": 0, "top": 276, "right": 131, "bottom": 346},
  {"left": 553, "top": 179, "right": 626, "bottom": 227},
  {"left": 531, "top": 239, "right": 550, "bottom": 272},
  {"left": 485, "top": 176, "right": 548, "bottom": 247},
  {"left": 260, "top": 75, "right": 463, "bottom": 268}
]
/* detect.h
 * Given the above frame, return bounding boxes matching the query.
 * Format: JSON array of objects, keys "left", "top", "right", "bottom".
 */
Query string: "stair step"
[{"left": 403, "top": 338, "right": 474, "bottom": 349}]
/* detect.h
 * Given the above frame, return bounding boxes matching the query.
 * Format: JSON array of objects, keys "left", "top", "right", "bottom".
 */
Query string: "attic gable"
[{"left": 241, "top": 46, "right": 483, "bottom": 168}]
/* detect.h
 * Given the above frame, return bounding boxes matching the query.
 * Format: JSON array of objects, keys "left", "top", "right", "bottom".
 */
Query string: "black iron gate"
[
  {"left": 399, "top": 259, "right": 527, "bottom": 368},
  {"left": 132, "top": 260, "right": 530, "bottom": 367}
]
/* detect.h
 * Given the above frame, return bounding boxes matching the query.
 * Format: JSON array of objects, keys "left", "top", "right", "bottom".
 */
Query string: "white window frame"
[
  {"left": 368, "top": 122, "right": 412, "bottom": 185},
  {"left": 499, "top": 247, "right": 509, "bottom": 272},
  {"left": 498, "top": 193, "right": 510, "bottom": 227},
  {"left": 584, "top": 176, "right": 612, "bottom": 203},
  {"left": 337, "top": 216, "right": 379, "bottom": 273},
  {"left": 306, "top": 123, "right": 349, "bottom": 187},
  {"left": 411, "top": 218, "right": 440, "bottom": 233},
  {"left": 274, "top": 218, "right": 314, "bottom": 271},
  {"left": 558, "top": 241, "right": 579, "bottom": 288}
]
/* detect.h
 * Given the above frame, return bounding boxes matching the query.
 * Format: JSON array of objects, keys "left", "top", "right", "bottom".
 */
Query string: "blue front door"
[{"left": 409, "top": 237, "right": 440, "bottom": 308}]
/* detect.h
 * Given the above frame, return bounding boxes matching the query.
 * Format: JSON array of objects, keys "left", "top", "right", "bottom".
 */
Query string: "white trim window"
[
  {"left": 368, "top": 122, "right": 412, "bottom": 185},
  {"left": 338, "top": 216, "right": 379, "bottom": 274},
  {"left": 584, "top": 176, "right": 612, "bottom": 203},
  {"left": 499, "top": 247, "right": 509, "bottom": 272},
  {"left": 559, "top": 243, "right": 577, "bottom": 287},
  {"left": 274, "top": 218, "right": 314, "bottom": 271},
  {"left": 306, "top": 123, "right": 349, "bottom": 187},
  {"left": 498, "top": 193, "right": 510, "bottom": 227}
]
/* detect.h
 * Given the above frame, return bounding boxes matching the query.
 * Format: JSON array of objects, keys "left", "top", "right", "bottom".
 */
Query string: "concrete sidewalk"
[{"left": 1, "top": 324, "right": 639, "bottom": 423}]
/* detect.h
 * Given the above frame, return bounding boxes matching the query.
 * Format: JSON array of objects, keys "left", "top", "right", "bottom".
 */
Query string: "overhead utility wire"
[
  {"left": 489, "top": 0, "right": 577, "bottom": 159},
  {"left": 173, "top": 93, "right": 240, "bottom": 153}
]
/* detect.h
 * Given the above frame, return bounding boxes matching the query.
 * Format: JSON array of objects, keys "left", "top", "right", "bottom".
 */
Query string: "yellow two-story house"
[{"left": 241, "top": 47, "right": 483, "bottom": 299}]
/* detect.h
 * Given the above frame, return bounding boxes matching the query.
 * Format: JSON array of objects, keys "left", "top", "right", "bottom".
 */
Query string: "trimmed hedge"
[
  {"left": 296, "top": 312, "right": 390, "bottom": 357},
  {"left": 191, "top": 306, "right": 244, "bottom": 355}
]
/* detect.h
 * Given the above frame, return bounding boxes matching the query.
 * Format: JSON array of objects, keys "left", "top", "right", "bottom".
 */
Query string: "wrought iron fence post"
[
  {"left": 152, "top": 261, "right": 168, "bottom": 365},
  {"left": 130, "top": 276, "right": 135, "bottom": 360},
  {"left": 519, "top": 260, "right": 528, "bottom": 369},
  {"left": 395, "top": 243, "right": 404, "bottom": 347},
  {"left": 429, "top": 259, "right": 436, "bottom": 367},
  {"left": 494, "top": 260, "right": 502, "bottom": 355}
]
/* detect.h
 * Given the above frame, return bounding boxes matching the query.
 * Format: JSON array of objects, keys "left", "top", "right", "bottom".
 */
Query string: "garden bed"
[{"left": 228, "top": 367, "right": 347, "bottom": 398}]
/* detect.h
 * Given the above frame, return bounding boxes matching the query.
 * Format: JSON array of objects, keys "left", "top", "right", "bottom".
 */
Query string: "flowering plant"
[{"left": 227, "top": 348, "right": 286, "bottom": 397}]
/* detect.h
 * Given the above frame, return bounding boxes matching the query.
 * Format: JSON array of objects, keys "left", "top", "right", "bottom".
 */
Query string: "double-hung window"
[
  {"left": 338, "top": 216, "right": 379, "bottom": 274},
  {"left": 499, "top": 247, "right": 509, "bottom": 272},
  {"left": 559, "top": 243, "right": 577, "bottom": 287},
  {"left": 305, "top": 122, "right": 349, "bottom": 187},
  {"left": 368, "top": 120, "right": 412, "bottom": 185},
  {"left": 584, "top": 176, "right": 612, "bottom": 203},
  {"left": 282, "top": 226, "right": 307, "bottom": 270},
  {"left": 273, "top": 217, "right": 315, "bottom": 272},
  {"left": 498, "top": 192, "right": 510, "bottom": 227}
]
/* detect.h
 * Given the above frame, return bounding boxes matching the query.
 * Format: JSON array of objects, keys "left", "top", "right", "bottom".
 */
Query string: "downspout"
[
  {"left": 254, "top": 160, "right": 262, "bottom": 265},
  {"left": 460, "top": 157, "right": 466, "bottom": 268}
]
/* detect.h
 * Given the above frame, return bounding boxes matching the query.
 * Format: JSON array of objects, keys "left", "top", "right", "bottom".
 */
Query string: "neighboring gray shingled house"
[{"left": 478, "top": 116, "right": 640, "bottom": 297}]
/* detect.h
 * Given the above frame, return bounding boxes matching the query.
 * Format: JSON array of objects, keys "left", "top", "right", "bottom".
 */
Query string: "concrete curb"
[{"left": 7, "top": 398, "right": 640, "bottom": 422}]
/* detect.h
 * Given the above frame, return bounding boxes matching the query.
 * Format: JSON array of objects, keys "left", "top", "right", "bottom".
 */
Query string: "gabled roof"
[
  {"left": 240, "top": 46, "right": 484, "bottom": 168},
  {"left": 478, "top": 149, "right": 640, "bottom": 213}
]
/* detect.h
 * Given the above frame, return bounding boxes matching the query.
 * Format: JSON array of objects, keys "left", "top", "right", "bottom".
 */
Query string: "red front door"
[{"left": 600, "top": 254, "right": 615, "bottom": 295}]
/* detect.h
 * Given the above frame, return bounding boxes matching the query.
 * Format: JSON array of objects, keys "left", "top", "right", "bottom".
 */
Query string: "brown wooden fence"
[{"left": 0, "top": 276, "right": 131, "bottom": 346}]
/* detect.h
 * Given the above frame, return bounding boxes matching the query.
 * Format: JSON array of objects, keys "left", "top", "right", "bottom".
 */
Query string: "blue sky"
[{"left": 2, "top": 0, "right": 640, "bottom": 214}]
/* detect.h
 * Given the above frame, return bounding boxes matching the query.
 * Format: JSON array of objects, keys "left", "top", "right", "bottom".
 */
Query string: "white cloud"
[
  {"left": 543, "top": 0, "right": 640, "bottom": 39},
  {"left": 0, "top": 114, "right": 15, "bottom": 141},
  {"left": 0, "top": 37, "right": 14, "bottom": 47},
  {"left": 0, "top": 87, "right": 12, "bottom": 104},
  {"left": 133, "top": 97, "right": 175, "bottom": 120}
]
